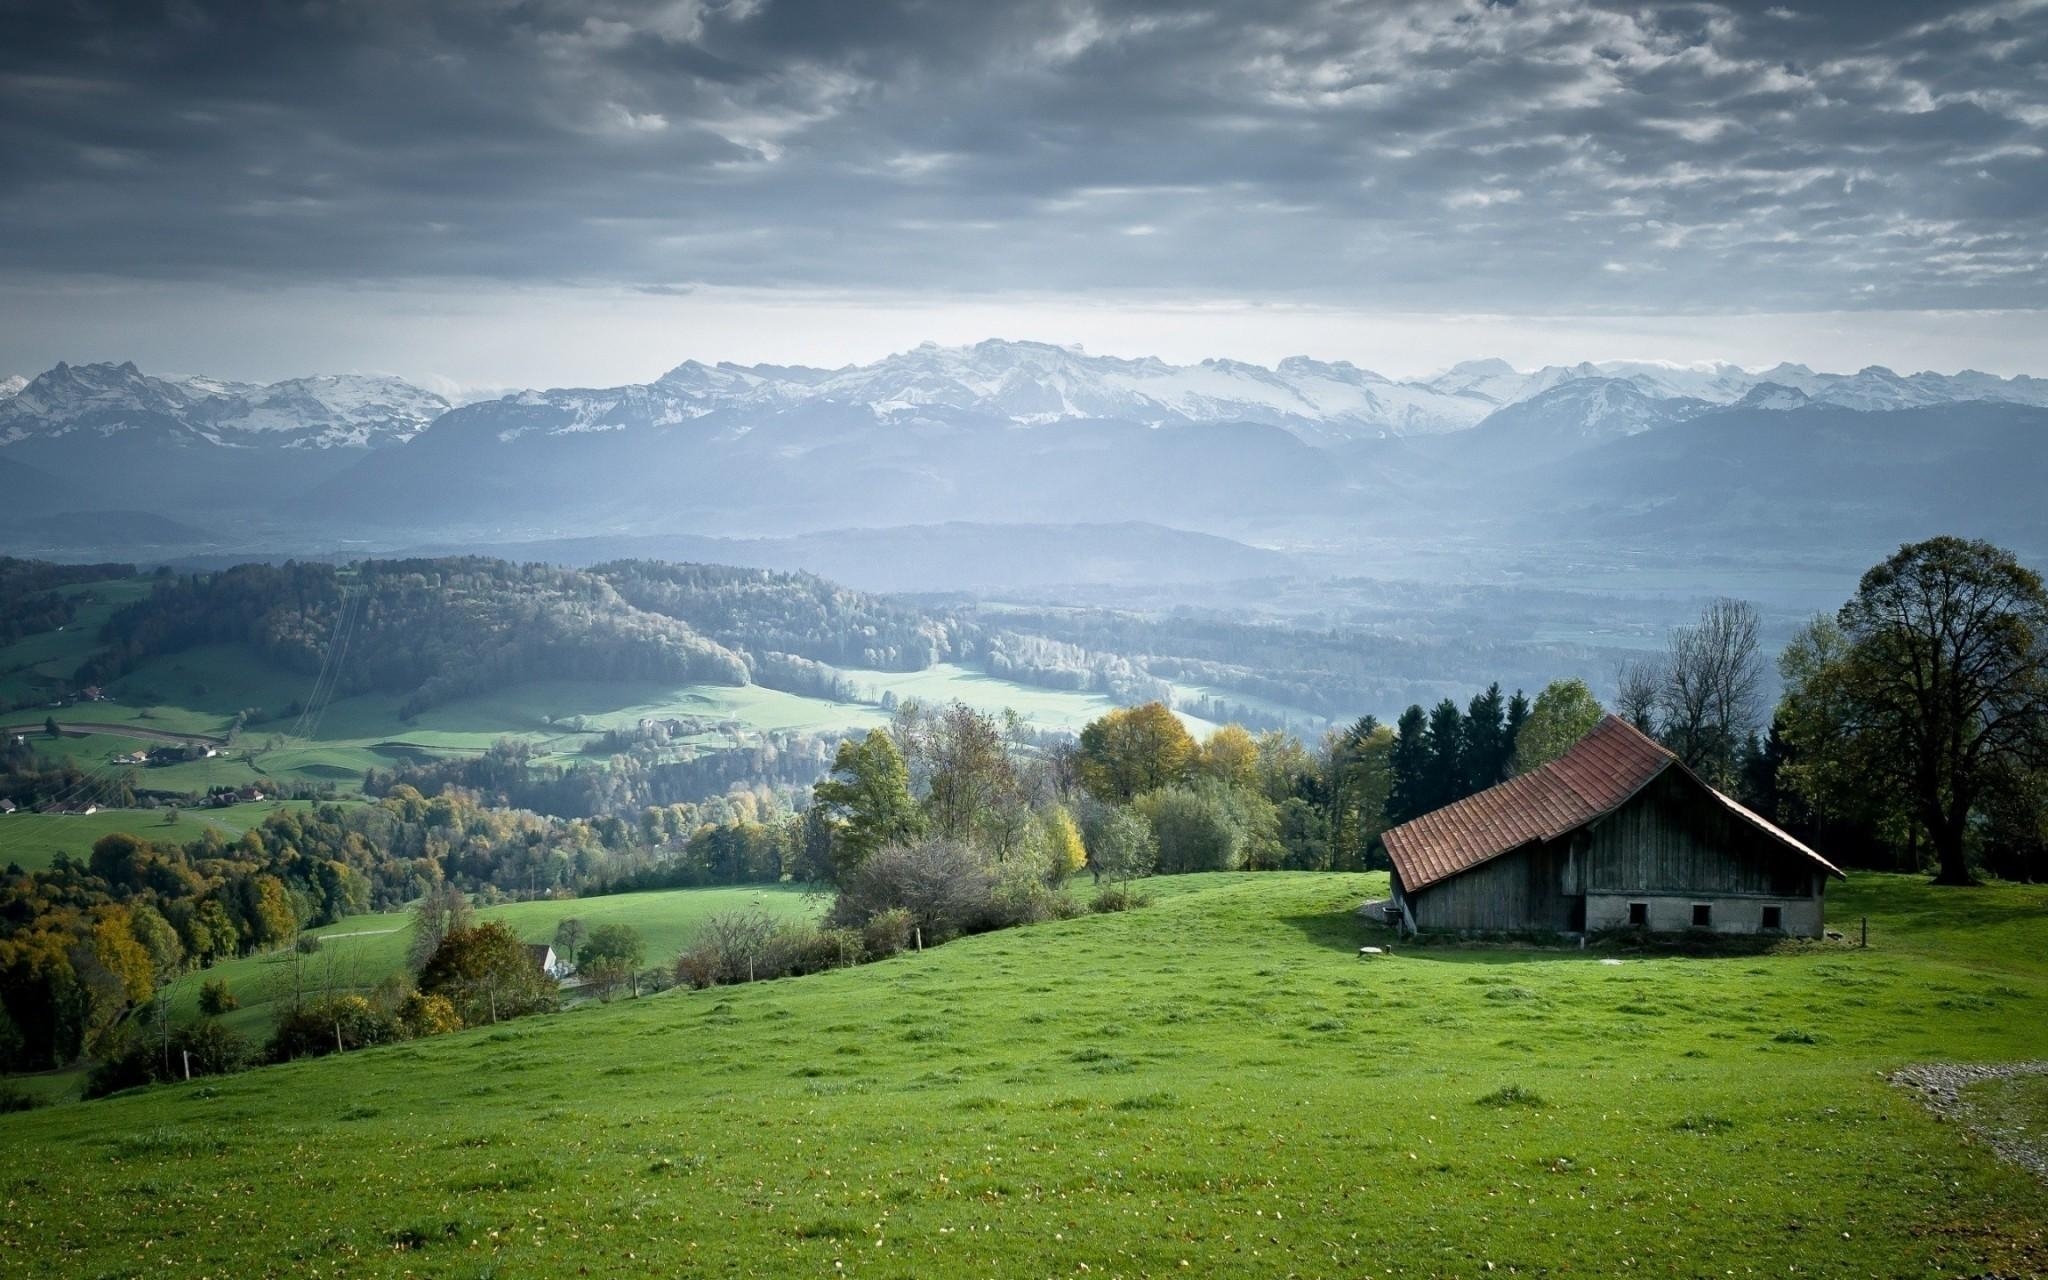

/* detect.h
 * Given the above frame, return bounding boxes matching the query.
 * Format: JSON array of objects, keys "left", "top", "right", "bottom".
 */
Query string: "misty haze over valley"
[{"left": 4, "top": 3, "right": 2046, "bottom": 1276}]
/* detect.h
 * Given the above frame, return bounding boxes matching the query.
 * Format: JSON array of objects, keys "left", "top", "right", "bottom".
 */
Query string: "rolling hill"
[{"left": 1, "top": 872, "right": 2043, "bottom": 1276}]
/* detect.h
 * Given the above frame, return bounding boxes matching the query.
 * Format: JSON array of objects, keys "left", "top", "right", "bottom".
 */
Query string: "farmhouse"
[
  {"left": 526, "top": 943, "right": 572, "bottom": 981},
  {"left": 1382, "top": 715, "right": 1841, "bottom": 937}
]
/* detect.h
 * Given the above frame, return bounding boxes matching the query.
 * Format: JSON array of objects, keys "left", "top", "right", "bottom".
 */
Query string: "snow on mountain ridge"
[{"left": 0, "top": 362, "right": 449, "bottom": 450}]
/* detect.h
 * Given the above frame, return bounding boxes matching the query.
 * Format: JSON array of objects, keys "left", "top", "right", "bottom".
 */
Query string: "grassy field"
[
  {"left": 2, "top": 871, "right": 2044, "bottom": 1277},
  {"left": 1, "top": 591, "right": 1164, "bottom": 794},
  {"left": 162, "top": 883, "right": 824, "bottom": 1048},
  {"left": 0, "top": 800, "right": 326, "bottom": 873}
]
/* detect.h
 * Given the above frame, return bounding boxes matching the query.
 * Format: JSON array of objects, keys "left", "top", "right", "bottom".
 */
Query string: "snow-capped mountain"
[
  {"left": 1486, "top": 359, "right": 2048, "bottom": 415},
  {"left": 0, "top": 361, "right": 448, "bottom": 451},
  {"left": 1455, "top": 378, "right": 1710, "bottom": 464},
  {"left": 473, "top": 341, "right": 2048, "bottom": 446},
  {"left": 640, "top": 339, "right": 1501, "bottom": 439},
  {"left": 0, "top": 375, "right": 26, "bottom": 401}
]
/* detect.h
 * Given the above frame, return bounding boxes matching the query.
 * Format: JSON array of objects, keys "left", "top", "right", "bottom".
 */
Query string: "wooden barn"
[{"left": 1382, "top": 715, "right": 1841, "bottom": 937}]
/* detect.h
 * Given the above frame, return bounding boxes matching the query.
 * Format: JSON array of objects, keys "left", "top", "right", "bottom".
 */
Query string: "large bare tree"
[{"left": 1657, "top": 597, "right": 1764, "bottom": 784}]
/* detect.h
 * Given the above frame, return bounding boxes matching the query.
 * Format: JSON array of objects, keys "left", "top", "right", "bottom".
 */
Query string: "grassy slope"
[
  {"left": 169, "top": 884, "right": 823, "bottom": 1045},
  {"left": 0, "top": 580, "right": 1168, "bottom": 793},
  {"left": 0, "top": 800, "right": 325, "bottom": 873},
  {"left": 3, "top": 872, "right": 2045, "bottom": 1278}
]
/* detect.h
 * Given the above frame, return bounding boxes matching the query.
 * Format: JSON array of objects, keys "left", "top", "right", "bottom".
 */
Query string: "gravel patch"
[{"left": 1889, "top": 1060, "right": 2048, "bottom": 1184}]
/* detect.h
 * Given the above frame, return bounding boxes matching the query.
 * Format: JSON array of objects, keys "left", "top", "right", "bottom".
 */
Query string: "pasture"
[
  {"left": 2, "top": 587, "right": 1160, "bottom": 795},
  {"left": 162, "top": 883, "right": 824, "bottom": 1048},
  {"left": 0, "top": 800, "right": 323, "bottom": 873},
  {"left": 2, "top": 871, "right": 2044, "bottom": 1277}
]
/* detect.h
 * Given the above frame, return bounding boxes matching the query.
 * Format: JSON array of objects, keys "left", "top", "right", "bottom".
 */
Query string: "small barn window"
[
  {"left": 1761, "top": 905, "right": 1783, "bottom": 931},
  {"left": 1627, "top": 902, "right": 1648, "bottom": 927},
  {"left": 1691, "top": 903, "right": 1712, "bottom": 928}
]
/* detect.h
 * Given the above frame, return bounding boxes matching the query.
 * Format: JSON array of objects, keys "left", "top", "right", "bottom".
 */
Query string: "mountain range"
[{"left": 1, "top": 340, "right": 2043, "bottom": 577}]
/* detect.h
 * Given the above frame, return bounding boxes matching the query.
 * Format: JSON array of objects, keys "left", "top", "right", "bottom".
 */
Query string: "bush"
[
  {"left": 395, "top": 992, "right": 463, "bottom": 1039},
  {"left": 1136, "top": 781, "right": 1246, "bottom": 874},
  {"left": 294, "top": 933, "right": 323, "bottom": 955},
  {"left": 268, "top": 995, "right": 402, "bottom": 1062},
  {"left": 85, "top": 1046, "right": 157, "bottom": 1100},
  {"left": 827, "top": 838, "right": 994, "bottom": 946},
  {"left": 197, "top": 979, "right": 238, "bottom": 1016},
  {"left": 861, "top": 907, "right": 915, "bottom": 958},
  {"left": 0, "top": 1079, "right": 40, "bottom": 1114},
  {"left": 775, "top": 925, "right": 865, "bottom": 976},
  {"left": 979, "top": 856, "right": 1069, "bottom": 930},
  {"left": 168, "top": 1020, "right": 251, "bottom": 1077},
  {"left": 418, "top": 922, "right": 558, "bottom": 1025},
  {"left": 674, "top": 944, "right": 721, "bottom": 990},
  {"left": 1090, "top": 885, "right": 1152, "bottom": 913}
]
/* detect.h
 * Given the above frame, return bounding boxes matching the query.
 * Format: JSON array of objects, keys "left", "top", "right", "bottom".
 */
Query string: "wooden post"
[
  {"left": 182, "top": 1050, "right": 191, "bottom": 1082},
  {"left": 914, "top": 926, "right": 923, "bottom": 953},
  {"left": 1861, "top": 916, "right": 1868, "bottom": 948}
]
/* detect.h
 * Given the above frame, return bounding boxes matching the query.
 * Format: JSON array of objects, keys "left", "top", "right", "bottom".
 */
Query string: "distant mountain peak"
[{"left": 0, "top": 360, "right": 447, "bottom": 450}]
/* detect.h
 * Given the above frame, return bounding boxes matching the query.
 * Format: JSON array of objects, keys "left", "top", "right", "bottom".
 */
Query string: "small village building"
[
  {"left": 0, "top": 799, "right": 16, "bottom": 814},
  {"left": 526, "top": 944, "right": 572, "bottom": 981},
  {"left": 1382, "top": 715, "right": 1841, "bottom": 937}
]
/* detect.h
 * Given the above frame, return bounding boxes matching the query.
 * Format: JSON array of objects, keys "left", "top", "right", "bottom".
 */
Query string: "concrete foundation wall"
[{"left": 1586, "top": 892, "right": 1823, "bottom": 938}]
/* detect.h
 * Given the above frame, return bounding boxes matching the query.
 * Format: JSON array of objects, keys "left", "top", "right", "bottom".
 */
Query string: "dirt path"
[
  {"left": 1890, "top": 1061, "right": 2048, "bottom": 1184},
  {"left": 0, "top": 721, "right": 226, "bottom": 746}
]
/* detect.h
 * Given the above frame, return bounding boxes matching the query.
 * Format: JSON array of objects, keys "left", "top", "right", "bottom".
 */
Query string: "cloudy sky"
[{"left": 2, "top": 0, "right": 2044, "bottom": 388}]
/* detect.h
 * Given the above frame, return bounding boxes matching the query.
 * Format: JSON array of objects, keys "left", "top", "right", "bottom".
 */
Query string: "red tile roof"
[{"left": 1383, "top": 715, "right": 1840, "bottom": 892}]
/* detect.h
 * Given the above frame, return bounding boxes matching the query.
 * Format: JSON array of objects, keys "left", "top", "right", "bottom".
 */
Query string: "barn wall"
[
  {"left": 1585, "top": 893, "right": 1823, "bottom": 938},
  {"left": 1409, "top": 769, "right": 1829, "bottom": 937},
  {"left": 1410, "top": 841, "right": 1573, "bottom": 933},
  {"left": 1584, "top": 772, "right": 1820, "bottom": 888}
]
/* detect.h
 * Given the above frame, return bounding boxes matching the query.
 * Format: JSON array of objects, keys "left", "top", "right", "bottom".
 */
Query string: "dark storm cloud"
[{"left": 1, "top": 0, "right": 2042, "bottom": 311}]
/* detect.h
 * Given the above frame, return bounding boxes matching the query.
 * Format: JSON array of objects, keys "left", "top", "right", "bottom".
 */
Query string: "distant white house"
[
  {"left": 526, "top": 943, "right": 573, "bottom": 981},
  {"left": 0, "top": 799, "right": 16, "bottom": 815}
]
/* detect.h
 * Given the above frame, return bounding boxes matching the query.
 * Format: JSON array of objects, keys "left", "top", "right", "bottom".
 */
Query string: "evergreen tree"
[
  {"left": 1424, "top": 698, "right": 1466, "bottom": 812},
  {"left": 1463, "top": 683, "right": 1508, "bottom": 792},
  {"left": 1385, "top": 705, "right": 1432, "bottom": 826}
]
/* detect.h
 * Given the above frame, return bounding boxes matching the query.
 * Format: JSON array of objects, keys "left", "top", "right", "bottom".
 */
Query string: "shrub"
[
  {"left": 197, "top": 979, "right": 238, "bottom": 1016},
  {"left": 169, "top": 1020, "right": 252, "bottom": 1078},
  {"left": 0, "top": 1079, "right": 40, "bottom": 1114},
  {"left": 674, "top": 944, "right": 722, "bottom": 990},
  {"left": 776, "top": 926, "right": 863, "bottom": 976},
  {"left": 1090, "top": 885, "right": 1153, "bottom": 913},
  {"left": 1136, "top": 781, "right": 1245, "bottom": 874},
  {"left": 395, "top": 992, "right": 463, "bottom": 1039},
  {"left": 268, "top": 995, "right": 402, "bottom": 1062},
  {"left": 979, "top": 857, "right": 1067, "bottom": 931},
  {"left": 84, "top": 1051, "right": 158, "bottom": 1100},
  {"left": 418, "top": 921, "right": 558, "bottom": 1025},
  {"left": 1475, "top": 1084, "right": 1546, "bottom": 1108},
  {"left": 860, "top": 908, "right": 915, "bottom": 958},
  {"left": 294, "top": 933, "right": 323, "bottom": 955},
  {"left": 827, "top": 837, "right": 994, "bottom": 946}
]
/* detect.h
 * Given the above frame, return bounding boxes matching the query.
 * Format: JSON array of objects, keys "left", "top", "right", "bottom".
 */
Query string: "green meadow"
[
  {"left": 0, "top": 800, "right": 323, "bottom": 873},
  {"left": 1, "top": 584, "right": 1171, "bottom": 795},
  {"left": 3, "top": 871, "right": 2044, "bottom": 1278},
  {"left": 163, "top": 883, "right": 824, "bottom": 1046}
]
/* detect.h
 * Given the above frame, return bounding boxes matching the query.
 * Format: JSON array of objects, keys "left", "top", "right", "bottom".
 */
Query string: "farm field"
[
  {"left": 3, "top": 872, "right": 2045, "bottom": 1277},
  {"left": 162, "top": 883, "right": 824, "bottom": 1049},
  {"left": 0, "top": 800, "right": 327, "bottom": 873},
  {"left": 3, "top": 597, "right": 1170, "bottom": 794}
]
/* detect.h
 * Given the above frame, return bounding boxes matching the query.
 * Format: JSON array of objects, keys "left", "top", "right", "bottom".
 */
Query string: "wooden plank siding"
[
  {"left": 1409, "top": 839, "right": 1574, "bottom": 933},
  {"left": 1407, "top": 770, "right": 1823, "bottom": 934},
  {"left": 1581, "top": 770, "right": 1816, "bottom": 899}
]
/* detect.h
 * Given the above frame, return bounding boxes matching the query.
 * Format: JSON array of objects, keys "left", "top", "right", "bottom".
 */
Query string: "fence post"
[{"left": 1861, "top": 916, "right": 1868, "bottom": 948}]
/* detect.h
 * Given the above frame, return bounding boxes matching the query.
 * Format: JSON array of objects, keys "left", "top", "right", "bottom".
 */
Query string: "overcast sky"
[{"left": 2, "top": 0, "right": 2044, "bottom": 388}]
